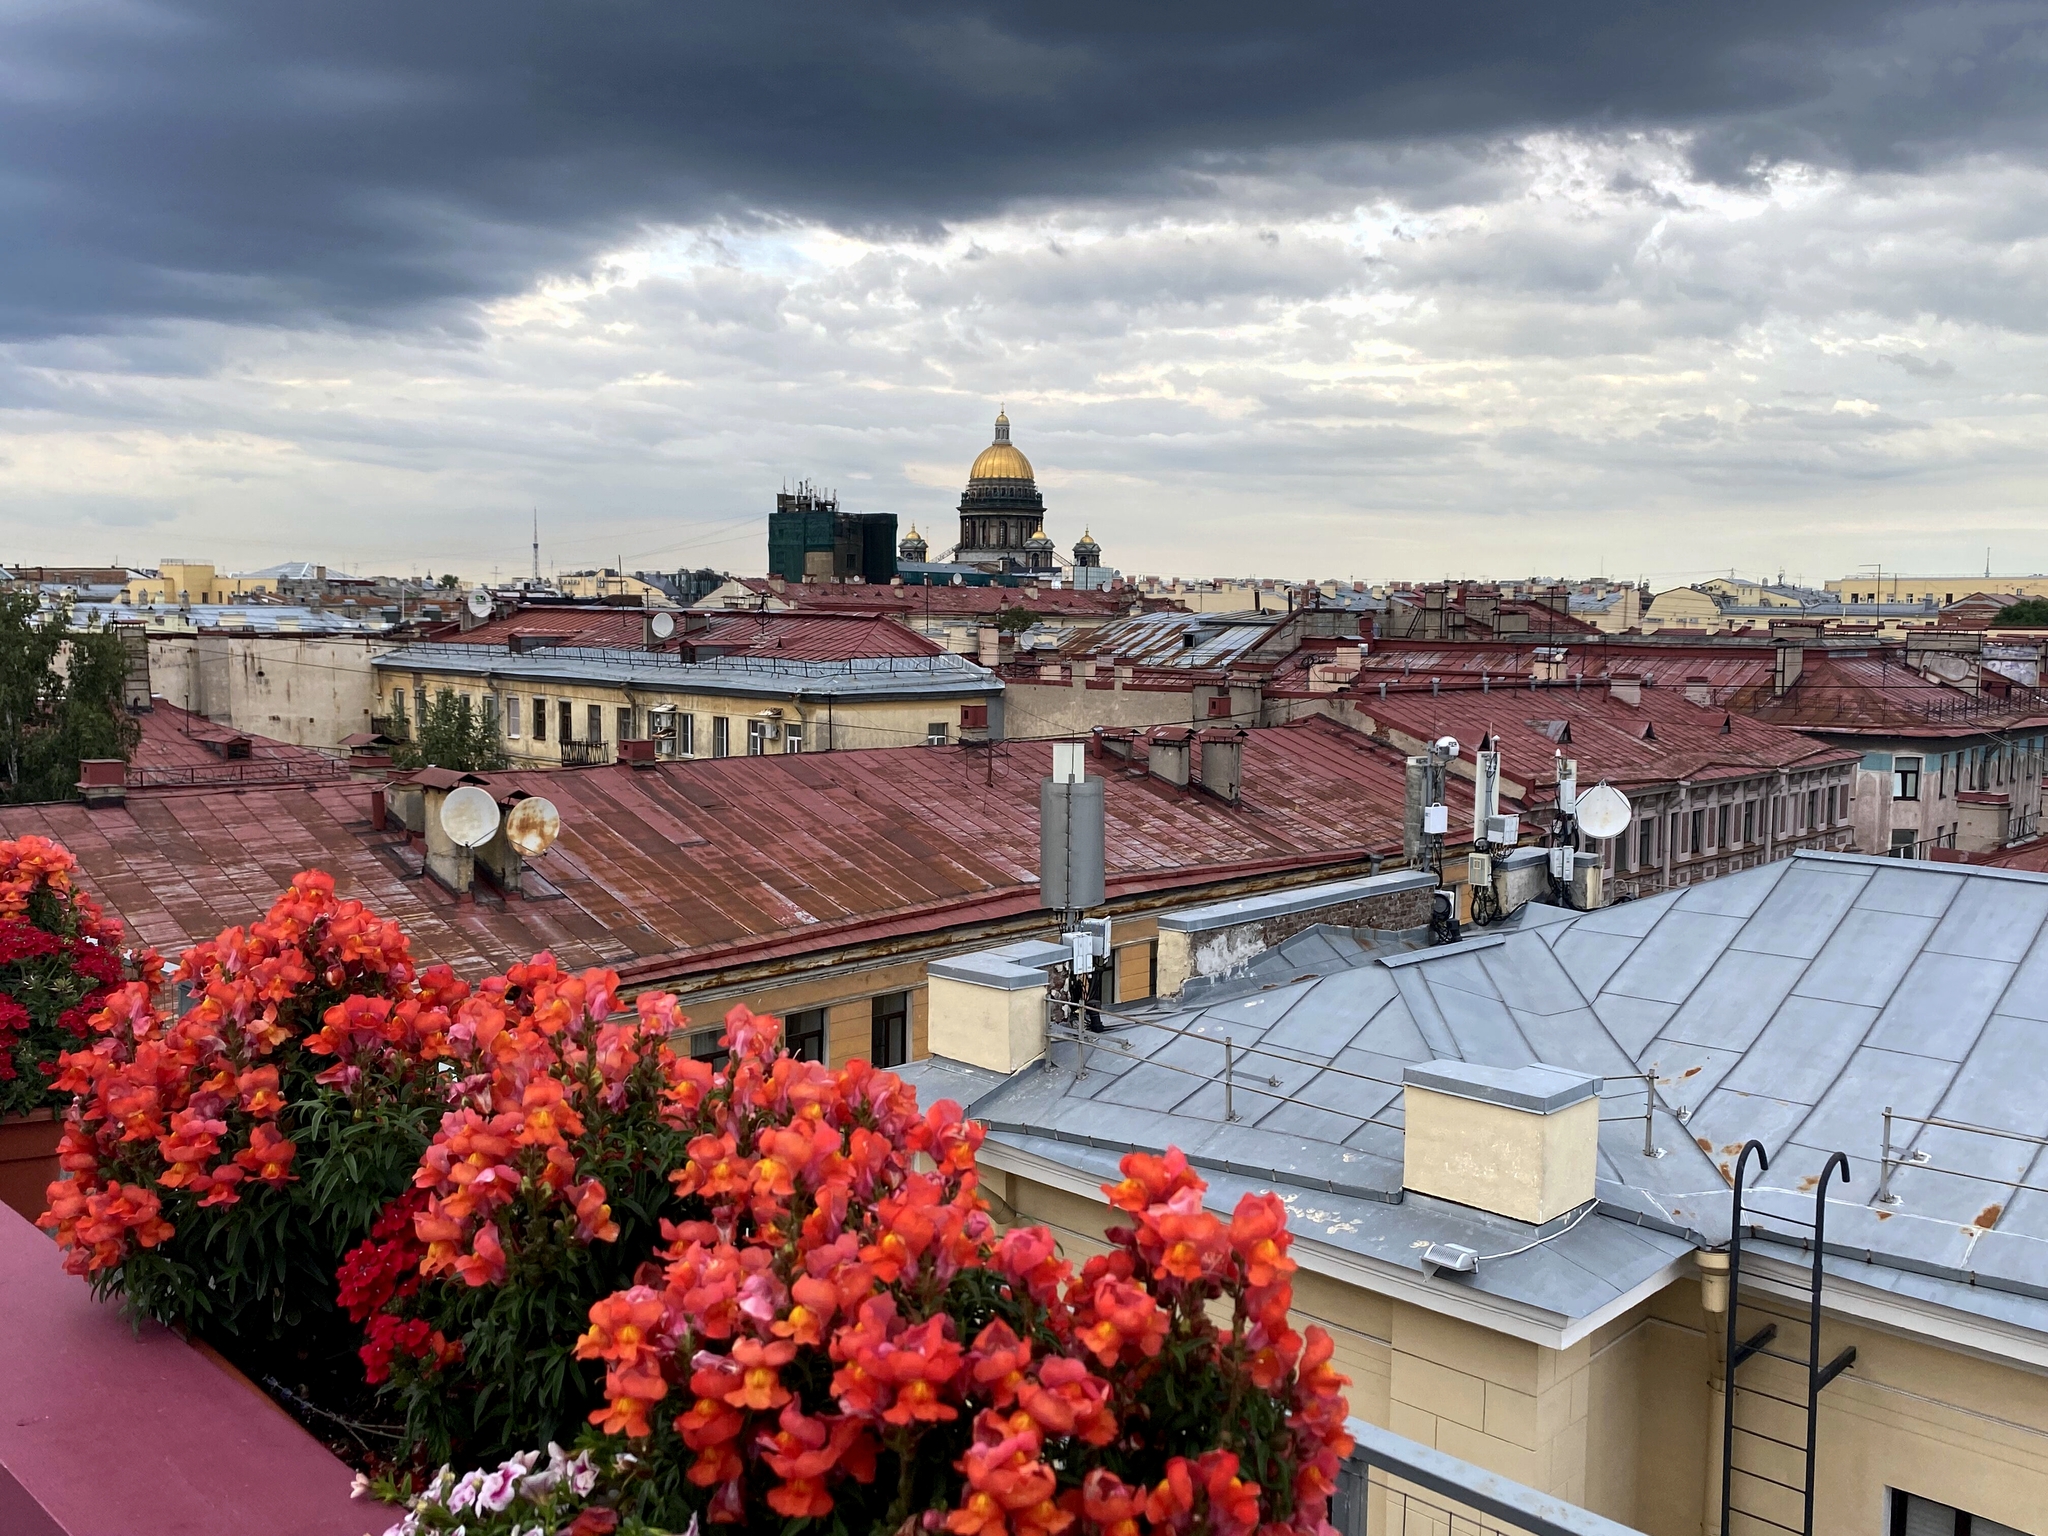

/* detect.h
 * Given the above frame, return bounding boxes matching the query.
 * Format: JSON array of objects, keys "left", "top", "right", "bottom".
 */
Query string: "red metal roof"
[
  {"left": 1345, "top": 676, "right": 1858, "bottom": 798},
  {"left": 127, "top": 702, "right": 346, "bottom": 789},
  {"left": 426, "top": 607, "right": 944, "bottom": 660},
  {"left": 1747, "top": 654, "right": 2048, "bottom": 737},
  {"left": 0, "top": 718, "right": 1410, "bottom": 986}
]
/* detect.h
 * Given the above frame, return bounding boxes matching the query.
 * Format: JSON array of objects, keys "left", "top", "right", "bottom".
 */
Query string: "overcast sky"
[{"left": 3, "top": 1, "right": 2046, "bottom": 585}]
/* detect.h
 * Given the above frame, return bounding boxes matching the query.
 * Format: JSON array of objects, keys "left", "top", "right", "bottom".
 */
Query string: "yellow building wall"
[
  {"left": 379, "top": 664, "right": 995, "bottom": 762},
  {"left": 123, "top": 562, "right": 280, "bottom": 606}
]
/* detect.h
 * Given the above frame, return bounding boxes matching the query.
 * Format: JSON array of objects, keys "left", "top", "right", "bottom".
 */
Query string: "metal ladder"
[{"left": 1720, "top": 1141, "right": 1858, "bottom": 1536}]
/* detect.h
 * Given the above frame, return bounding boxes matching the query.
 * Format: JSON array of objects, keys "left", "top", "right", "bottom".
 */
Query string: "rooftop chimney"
[
  {"left": 1402, "top": 1061, "right": 1601, "bottom": 1224},
  {"left": 1773, "top": 642, "right": 1805, "bottom": 696},
  {"left": 1147, "top": 727, "right": 1193, "bottom": 789},
  {"left": 1197, "top": 727, "right": 1244, "bottom": 804},
  {"left": 76, "top": 759, "right": 127, "bottom": 809},
  {"left": 1608, "top": 674, "right": 1642, "bottom": 707},
  {"left": 1684, "top": 676, "right": 1712, "bottom": 707}
]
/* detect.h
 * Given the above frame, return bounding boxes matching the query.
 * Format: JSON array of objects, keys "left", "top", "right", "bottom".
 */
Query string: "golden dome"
[{"left": 968, "top": 408, "right": 1034, "bottom": 482}]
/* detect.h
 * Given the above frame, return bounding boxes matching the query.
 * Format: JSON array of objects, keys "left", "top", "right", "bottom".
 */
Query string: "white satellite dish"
[
  {"left": 439, "top": 784, "right": 502, "bottom": 848},
  {"left": 504, "top": 796, "right": 562, "bottom": 857},
  {"left": 649, "top": 610, "right": 676, "bottom": 639},
  {"left": 1575, "top": 782, "right": 1633, "bottom": 841},
  {"left": 466, "top": 590, "right": 493, "bottom": 618},
  {"left": 1434, "top": 735, "right": 1461, "bottom": 758}
]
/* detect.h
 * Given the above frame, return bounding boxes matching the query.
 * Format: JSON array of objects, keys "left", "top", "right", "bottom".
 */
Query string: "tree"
[
  {"left": 392, "top": 690, "right": 508, "bottom": 773},
  {"left": 437, "top": 573, "right": 461, "bottom": 590},
  {"left": 0, "top": 591, "right": 140, "bottom": 804},
  {"left": 1992, "top": 599, "right": 2048, "bottom": 626},
  {"left": 992, "top": 604, "right": 1041, "bottom": 633}
]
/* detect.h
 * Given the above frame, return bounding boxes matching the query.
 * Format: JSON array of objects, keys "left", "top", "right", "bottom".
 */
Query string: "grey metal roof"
[
  {"left": 371, "top": 643, "right": 1000, "bottom": 700},
  {"left": 959, "top": 852, "right": 2048, "bottom": 1334}
]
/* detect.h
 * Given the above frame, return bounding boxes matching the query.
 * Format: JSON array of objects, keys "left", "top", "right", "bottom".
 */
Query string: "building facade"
[{"left": 955, "top": 410, "right": 1058, "bottom": 574}]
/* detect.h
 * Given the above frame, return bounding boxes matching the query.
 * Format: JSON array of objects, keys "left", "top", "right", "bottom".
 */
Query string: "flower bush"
[
  {"left": 0, "top": 834, "right": 145, "bottom": 1118},
  {"left": 345, "top": 958, "right": 696, "bottom": 1464},
  {"left": 366, "top": 1443, "right": 655, "bottom": 1536},
  {"left": 39, "top": 870, "right": 463, "bottom": 1349},
  {"left": 375, "top": 1004, "right": 1353, "bottom": 1536}
]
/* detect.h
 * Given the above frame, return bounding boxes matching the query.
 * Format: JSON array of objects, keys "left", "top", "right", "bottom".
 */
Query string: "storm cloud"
[{"left": 2, "top": 1, "right": 2045, "bottom": 579}]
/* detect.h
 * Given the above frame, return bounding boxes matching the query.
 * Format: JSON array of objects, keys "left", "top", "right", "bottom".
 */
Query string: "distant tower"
[
  {"left": 1022, "top": 526, "right": 1057, "bottom": 573},
  {"left": 956, "top": 408, "right": 1046, "bottom": 572},
  {"left": 899, "top": 523, "right": 929, "bottom": 563},
  {"left": 532, "top": 510, "right": 540, "bottom": 583},
  {"left": 1072, "top": 529, "right": 1101, "bottom": 569}
]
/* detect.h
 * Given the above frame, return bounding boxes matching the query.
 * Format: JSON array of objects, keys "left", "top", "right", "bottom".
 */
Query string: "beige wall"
[
  {"left": 151, "top": 632, "right": 400, "bottom": 748},
  {"left": 123, "top": 562, "right": 280, "bottom": 605},
  {"left": 378, "top": 662, "right": 996, "bottom": 763},
  {"left": 991, "top": 1165, "right": 2048, "bottom": 1536}
]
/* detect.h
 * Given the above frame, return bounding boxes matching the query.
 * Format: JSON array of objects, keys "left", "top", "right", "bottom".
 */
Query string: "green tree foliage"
[
  {"left": 0, "top": 591, "right": 141, "bottom": 804},
  {"left": 437, "top": 573, "right": 461, "bottom": 590},
  {"left": 1992, "top": 598, "right": 2048, "bottom": 626},
  {"left": 992, "top": 604, "right": 1041, "bottom": 633},
  {"left": 392, "top": 690, "right": 508, "bottom": 773}
]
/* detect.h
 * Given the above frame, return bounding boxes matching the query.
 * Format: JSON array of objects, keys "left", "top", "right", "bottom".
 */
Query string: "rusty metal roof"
[
  {"left": 1349, "top": 676, "right": 1858, "bottom": 797},
  {"left": 1748, "top": 654, "right": 2048, "bottom": 737},
  {"left": 432, "top": 608, "right": 944, "bottom": 660},
  {"left": 127, "top": 702, "right": 347, "bottom": 790},
  {"left": 373, "top": 645, "right": 997, "bottom": 701},
  {"left": 720, "top": 579, "right": 1154, "bottom": 619},
  {"left": 1, "top": 718, "right": 1410, "bottom": 986}
]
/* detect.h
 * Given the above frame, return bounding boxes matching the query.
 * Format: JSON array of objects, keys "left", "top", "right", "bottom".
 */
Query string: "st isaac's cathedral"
[{"left": 898, "top": 409, "right": 1102, "bottom": 578}]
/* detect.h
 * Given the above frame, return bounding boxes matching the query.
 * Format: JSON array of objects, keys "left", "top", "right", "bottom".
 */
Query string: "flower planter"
[{"left": 0, "top": 1110, "right": 60, "bottom": 1225}]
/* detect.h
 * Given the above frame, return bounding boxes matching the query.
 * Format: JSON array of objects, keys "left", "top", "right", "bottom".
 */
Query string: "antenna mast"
[{"left": 532, "top": 510, "right": 541, "bottom": 583}]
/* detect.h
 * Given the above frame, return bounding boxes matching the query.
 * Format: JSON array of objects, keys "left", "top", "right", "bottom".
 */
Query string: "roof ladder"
[{"left": 1719, "top": 1141, "right": 1857, "bottom": 1536}]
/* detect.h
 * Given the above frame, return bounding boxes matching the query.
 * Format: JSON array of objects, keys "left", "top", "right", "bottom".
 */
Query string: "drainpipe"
[{"left": 1699, "top": 1251, "right": 1731, "bottom": 1536}]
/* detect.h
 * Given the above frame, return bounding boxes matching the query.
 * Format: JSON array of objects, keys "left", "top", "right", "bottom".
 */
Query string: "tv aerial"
[
  {"left": 438, "top": 785, "right": 502, "bottom": 848},
  {"left": 1575, "top": 783, "right": 1633, "bottom": 841},
  {"left": 504, "top": 796, "right": 562, "bottom": 857}
]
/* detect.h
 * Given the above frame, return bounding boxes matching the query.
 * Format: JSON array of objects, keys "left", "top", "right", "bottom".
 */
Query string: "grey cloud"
[
  {"left": 1886, "top": 352, "right": 1958, "bottom": 377},
  {"left": 3, "top": 0, "right": 2043, "bottom": 337}
]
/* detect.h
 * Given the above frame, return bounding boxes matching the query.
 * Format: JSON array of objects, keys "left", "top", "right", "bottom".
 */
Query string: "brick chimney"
[
  {"left": 1197, "top": 727, "right": 1244, "bottom": 804},
  {"left": 1608, "top": 674, "right": 1642, "bottom": 707}
]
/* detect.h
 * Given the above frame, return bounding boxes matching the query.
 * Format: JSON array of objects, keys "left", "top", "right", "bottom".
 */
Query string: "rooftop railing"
[{"left": 1334, "top": 1417, "right": 1648, "bottom": 1536}]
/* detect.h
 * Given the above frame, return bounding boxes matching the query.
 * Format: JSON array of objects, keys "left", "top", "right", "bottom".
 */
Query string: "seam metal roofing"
[{"left": 955, "top": 851, "right": 2048, "bottom": 1338}]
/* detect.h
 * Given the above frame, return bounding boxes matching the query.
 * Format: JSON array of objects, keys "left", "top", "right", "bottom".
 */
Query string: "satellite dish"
[
  {"left": 649, "top": 610, "right": 676, "bottom": 639},
  {"left": 504, "top": 796, "right": 562, "bottom": 857},
  {"left": 1434, "top": 735, "right": 1461, "bottom": 758},
  {"left": 1575, "top": 782, "right": 1633, "bottom": 840},
  {"left": 439, "top": 784, "right": 502, "bottom": 848},
  {"left": 466, "top": 590, "right": 493, "bottom": 618}
]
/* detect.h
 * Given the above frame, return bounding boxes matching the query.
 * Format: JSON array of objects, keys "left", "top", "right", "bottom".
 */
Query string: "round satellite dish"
[
  {"left": 649, "top": 610, "right": 676, "bottom": 639},
  {"left": 504, "top": 796, "right": 561, "bottom": 857},
  {"left": 1434, "top": 735, "right": 1461, "bottom": 757},
  {"left": 439, "top": 784, "right": 501, "bottom": 848},
  {"left": 466, "top": 590, "right": 493, "bottom": 618},
  {"left": 1575, "top": 782, "right": 1633, "bottom": 840}
]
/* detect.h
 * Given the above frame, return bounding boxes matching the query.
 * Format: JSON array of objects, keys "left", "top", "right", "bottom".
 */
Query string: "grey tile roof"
[
  {"left": 962, "top": 851, "right": 2048, "bottom": 1333},
  {"left": 371, "top": 643, "right": 999, "bottom": 699}
]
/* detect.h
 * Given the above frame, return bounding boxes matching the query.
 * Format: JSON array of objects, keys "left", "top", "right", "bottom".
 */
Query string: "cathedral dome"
[{"left": 968, "top": 410, "right": 1035, "bottom": 482}]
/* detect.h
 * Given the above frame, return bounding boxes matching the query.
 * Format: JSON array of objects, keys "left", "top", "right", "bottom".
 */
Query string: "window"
[
  {"left": 687, "top": 1027, "right": 728, "bottom": 1070},
  {"left": 617, "top": 706, "right": 635, "bottom": 742},
  {"left": 926, "top": 722, "right": 950, "bottom": 747},
  {"left": 1807, "top": 789, "right": 1819, "bottom": 828},
  {"left": 531, "top": 697, "right": 547, "bottom": 742},
  {"left": 783, "top": 725, "right": 804, "bottom": 753},
  {"left": 1826, "top": 785, "right": 1839, "bottom": 823},
  {"left": 483, "top": 694, "right": 500, "bottom": 733},
  {"left": 747, "top": 719, "right": 770, "bottom": 756},
  {"left": 413, "top": 688, "right": 427, "bottom": 723},
  {"left": 1689, "top": 808, "right": 1705, "bottom": 854},
  {"left": 558, "top": 700, "right": 574, "bottom": 741},
  {"left": 506, "top": 696, "right": 522, "bottom": 739},
  {"left": 870, "top": 992, "right": 909, "bottom": 1068},
  {"left": 1742, "top": 800, "right": 1755, "bottom": 843},
  {"left": 784, "top": 1008, "right": 827, "bottom": 1063},
  {"left": 587, "top": 703, "right": 604, "bottom": 743},
  {"left": 1891, "top": 1488, "right": 2027, "bottom": 1536},
  {"left": 391, "top": 689, "right": 408, "bottom": 722},
  {"left": 1637, "top": 819, "right": 1654, "bottom": 868},
  {"left": 1717, "top": 803, "right": 1730, "bottom": 848},
  {"left": 1894, "top": 756, "right": 1922, "bottom": 800},
  {"left": 713, "top": 717, "right": 730, "bottom": 757},
  {"left": 1890, "top": 828, "right": 1918, "bottom": 859}
]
